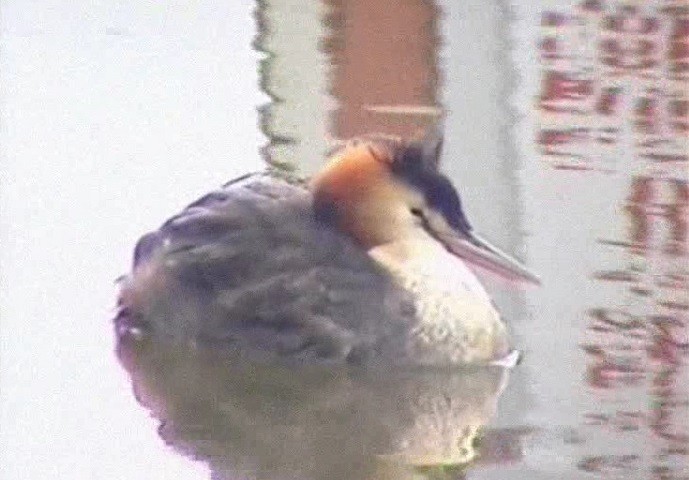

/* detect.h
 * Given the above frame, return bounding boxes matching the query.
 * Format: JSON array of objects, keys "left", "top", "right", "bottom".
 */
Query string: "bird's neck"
[
  {"left": 368, "top": 231, "right": 509, "bottom": 364},
  {"left": 367, "top": 231, "right": 490, "bottom": 303}
]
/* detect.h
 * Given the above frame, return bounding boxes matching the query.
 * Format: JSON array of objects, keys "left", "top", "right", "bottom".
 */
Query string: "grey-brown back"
[{"left": 117, "top": 173, "right": 417, "bottom": 365}]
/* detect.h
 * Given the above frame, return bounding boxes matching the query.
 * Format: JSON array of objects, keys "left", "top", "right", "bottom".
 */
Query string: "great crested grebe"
[{"left": 116, "top": 129, "right": 538, "bottom": 366}]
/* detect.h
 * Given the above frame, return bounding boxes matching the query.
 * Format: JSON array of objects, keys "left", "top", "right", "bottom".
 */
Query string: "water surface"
[{"left": 1, "top": 1, "right": 687, "bottom": 479}]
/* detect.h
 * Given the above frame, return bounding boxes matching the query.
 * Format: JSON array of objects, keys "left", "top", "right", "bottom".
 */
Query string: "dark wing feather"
[{"left": 117, "top": 173, "right": 416, "bottom": 365}]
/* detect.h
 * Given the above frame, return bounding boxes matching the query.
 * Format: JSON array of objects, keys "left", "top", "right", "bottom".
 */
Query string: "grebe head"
[{"left": 311, "top": 128, "right": 540, "bottom": 284}]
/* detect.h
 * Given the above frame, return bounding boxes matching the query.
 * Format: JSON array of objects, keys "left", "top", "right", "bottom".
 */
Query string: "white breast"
[{"left": 369, "top": 237, "right": 510, "bottom": 364}]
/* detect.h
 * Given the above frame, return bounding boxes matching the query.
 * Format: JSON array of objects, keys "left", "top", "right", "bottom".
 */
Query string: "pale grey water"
[{"left": 2, "top": 1, "right": 687, "bottom": 479}]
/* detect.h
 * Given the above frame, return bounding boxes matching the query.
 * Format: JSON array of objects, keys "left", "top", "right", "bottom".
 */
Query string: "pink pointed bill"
[{"left": 439, "top": 231, "right": 541, "bottom": 285}]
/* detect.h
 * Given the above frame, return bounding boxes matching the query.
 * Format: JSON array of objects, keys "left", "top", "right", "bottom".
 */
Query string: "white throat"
[{"left": 367, "top": 231, "right": 491, "bottom": 304}]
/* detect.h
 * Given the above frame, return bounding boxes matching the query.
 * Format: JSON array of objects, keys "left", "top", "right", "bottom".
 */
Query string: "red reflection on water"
[
  {"left": 583, "top": 175, "right": 689, "bottom": 474},
  {"left": 537, "top": 1, "right": 689, "bottom": 477},
  {"left": 536, "top": 1, "right": 689, "bottom": 171}
]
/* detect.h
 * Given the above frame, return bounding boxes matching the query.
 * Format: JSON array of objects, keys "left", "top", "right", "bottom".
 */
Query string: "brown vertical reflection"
[{"left": 324, "top": 0, "right": 442, "bottom": 140}]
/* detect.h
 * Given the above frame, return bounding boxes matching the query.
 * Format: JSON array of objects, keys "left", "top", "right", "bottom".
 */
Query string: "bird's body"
[{"left": 117, "top": 132, "right": 536, "bottom": 366}]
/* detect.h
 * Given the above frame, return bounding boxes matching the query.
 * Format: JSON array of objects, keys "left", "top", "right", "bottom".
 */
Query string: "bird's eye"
[{"left": 410, "top": 207, "right": 424, "bottom": 218}]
